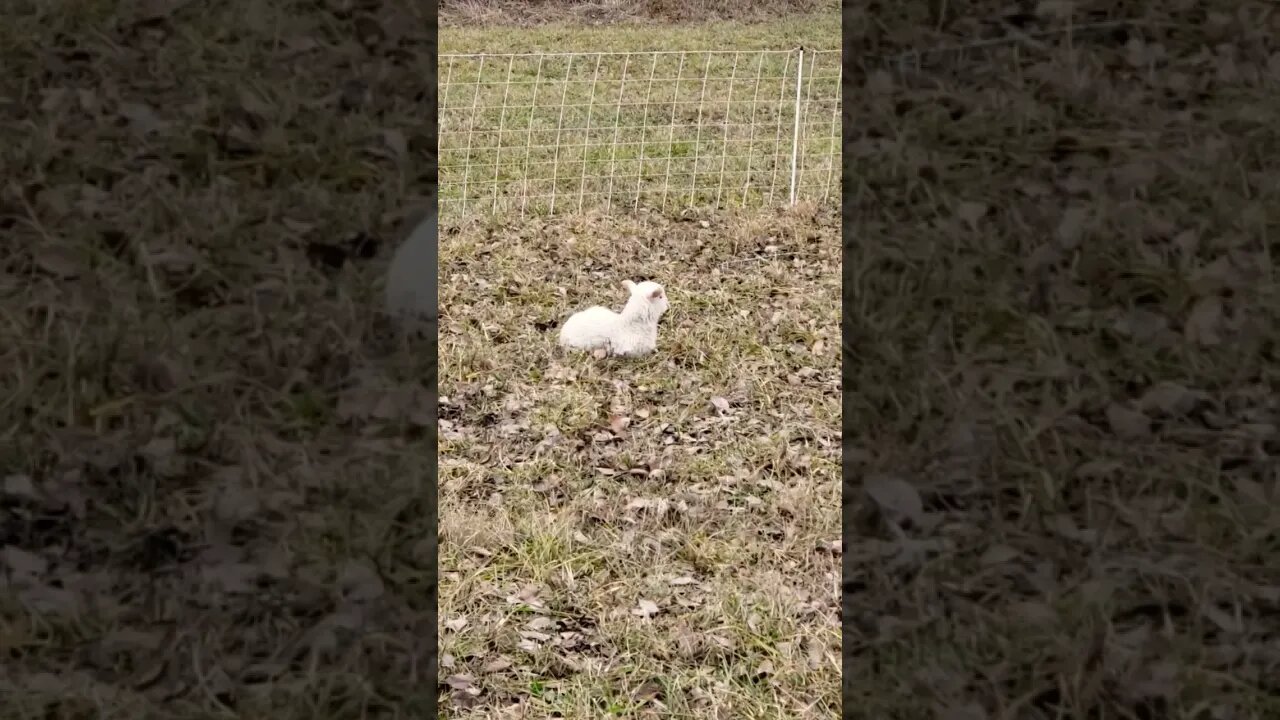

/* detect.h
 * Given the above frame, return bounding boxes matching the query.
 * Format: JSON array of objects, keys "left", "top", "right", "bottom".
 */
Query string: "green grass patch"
[{"left": 439, "top": 13, "right": 840, "bottom": 218}]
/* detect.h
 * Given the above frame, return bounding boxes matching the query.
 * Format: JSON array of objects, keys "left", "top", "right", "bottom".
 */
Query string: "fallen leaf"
[
  {"left": 201, "top": 563, "right": 258, "bottom": 594},
  {"left": 1232, "top": 477, "right": 1269, "bottom": 505},
  {"left": 1113, "top": 161, "right": 1157, "bottom": 193},
  {"left": 39, "top": 87, "right": 69, "bottom": 113},
  {"left": 1075, "top": 459, "right": 1122, "bottom": 479},
  {"left": 815, "top": 539, "right": 841, "bottom": 555},
  {"left": 609, "top": 414, "right": 631, "bottom": 433},
  {"left": 1106, "top": 404, "right": 1151, "bottom": 439},
  {"left": 526, "top": 616, "right": 555, "bottom": 631},
  {"left": 118, "top": 101, "right": 167, "bottom": 135},
  {"left": 634, "top": 679, "right": 664, "bottom": 702},
  {"left": 866, "top": 70, "right": 894, "bottom": 94},
  {"left": 1007, "top": 600, "right": 1057, "bottom": 625},
  {"left": 2, "top": 545, "right": 48, "bottom": 579},
  {"left": 213, "top": 481, "right": 260, "bottom": 524},
  {"left": 237, "top": 88, "right": 274, "bottom": 119},
  {"left": 1112, "top": 308, "right": 1168, "bottom": 341},
  {"left": 1047, "top": 514, "right": 1099, "bottom": 544},
  {"left": 626, "top": 497, "right": 670, "bottom": 515},
  {"left": 1138, "top": 382, "right": 1199, "bottom": 416},
  {"left": 32, "top": 244, "right": 85, "bottom": 277},
  {"left": 1172, "top": 228, "right": 1199, "bottom": 255},
  {"left": 2, "top": 474, "right": 36, "bottom": 499},
  {"left": 1184, "top": 296, "right": 1224, "bottom": 347},
  {"left": 443, "top": 674, "right": 474, "bottom": 691},
  {"left": 506, "top": 585, "right": 544, "bottom": 608},
  {"left": 383, "top": 128, "right": 408, "bottom": 158},
  {"left": 1056, "top": 207, "right": 1090, "bottom": 248},
  {"left": 1025, "top": 243, "right": 1062, "bottom": 274},
  {"left": 337, "top": 561, "right": 384, "bottom": 602},
  {"left": 863, "top": 474, "right": 923, "bottom": 525},
  {"left": 632, "top": 599, "right": 661, "bottom": 618},
  {"left": 1128, "top": 659, "right": 1179, "bottom": 701},
  {"left": 710, "top": 396, "right": 731, "bottom": 413},
  {"left": 956, "top": 201, "right": 987, "bottom": 228},
  {"left": 132, "top": 356, "right": 187, "bottom": 393},
  {"left": 1201, "top": 604, "right": 1243, "bottom": 634},
  {"left": 19, "top": 585, "right": 82, "bottom": 617},
  {"left": 979, "top": 544, "right": 1022, "bottom": 566}
]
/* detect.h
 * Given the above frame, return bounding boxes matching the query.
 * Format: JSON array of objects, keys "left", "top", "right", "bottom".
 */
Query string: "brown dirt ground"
[
  {"left": 844, "top": 1, "right": 1280, "bottom": 718},
  {"left": 1, "top": 1, "right": 438, "bottom": 717}
]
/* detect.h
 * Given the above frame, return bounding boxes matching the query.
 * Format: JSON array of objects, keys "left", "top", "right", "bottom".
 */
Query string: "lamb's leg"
[{"left": 591, "top": 347, "right": 608, "bottom": 360}]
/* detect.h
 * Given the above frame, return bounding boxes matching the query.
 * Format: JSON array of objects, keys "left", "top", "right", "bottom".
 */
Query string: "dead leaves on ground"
[
  {"left": 437, "top": 210, "right": 840, "bottom": 714},
  {"left": 1, "top": 2, "right": 438, "bottom": 716},
  {"left": 845, "top": 5, "right": 1280, "bottom": 716}
]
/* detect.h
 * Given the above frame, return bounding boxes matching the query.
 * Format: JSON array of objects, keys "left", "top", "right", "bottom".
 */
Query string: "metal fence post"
[{"left": 789, "top": 47, "right": 804, "bottom": 205}]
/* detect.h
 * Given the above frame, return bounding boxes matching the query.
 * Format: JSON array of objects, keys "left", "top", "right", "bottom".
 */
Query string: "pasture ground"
[
  {"left": 437, "top": 6, "right": 842, "bottom": 718},
  {"left": 0, "top": 1, "right": 841, "bottom": 717},
  {"left": 2, "top": 1, "right": 438, "bottom": 717},
  {"left": 437, "top": 207, "right": 842, "bottom": 717},
  {"left": 844, "top": 2, "right": 1280, "bottom": 717},
  {"left": 5, "top": 0, "right": 1278, "bottom": 718}
]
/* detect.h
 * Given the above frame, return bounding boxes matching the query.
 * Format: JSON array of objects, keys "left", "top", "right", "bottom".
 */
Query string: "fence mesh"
[{"left": 438, "top": 48, "right": 840, "bottom": 218}]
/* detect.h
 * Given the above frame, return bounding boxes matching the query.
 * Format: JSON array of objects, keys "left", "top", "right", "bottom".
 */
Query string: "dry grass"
[
  {"left": 437, "top": 206, "right": 841, "bottom": 717},
  {"left": 436, "top": 4, "right": 841, "bottom": 716},
  {"left": 439, "top": 8, "right": 838, "bottom": 53},
  {"left": 1, "top": 1, "right": 437, "bottom": 717},
  {"left": 843, "top": 2, "right": 1280, "bottom": 717},
  {"left": 441, "top": 0, "right": 836, "bottom": 28}
]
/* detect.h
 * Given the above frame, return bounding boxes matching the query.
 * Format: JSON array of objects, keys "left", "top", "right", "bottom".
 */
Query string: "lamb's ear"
[{"left": 622, "top": 280, "right": 637, "bottom": 293}]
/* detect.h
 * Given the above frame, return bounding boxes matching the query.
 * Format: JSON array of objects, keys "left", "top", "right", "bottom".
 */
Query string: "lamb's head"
[{"left": 621, "top": 279, "right": 669, "bottom": 323}]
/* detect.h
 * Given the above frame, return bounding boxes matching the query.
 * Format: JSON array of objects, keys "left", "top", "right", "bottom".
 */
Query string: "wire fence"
[{"left": 438, "top": 48, "right": 840, "bottom": 219}]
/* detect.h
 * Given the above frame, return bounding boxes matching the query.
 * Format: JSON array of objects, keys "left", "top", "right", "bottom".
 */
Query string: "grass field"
[
  {"left": 438, "top": 207, "right": 840, "bottom": 717},
  {"left": 440, "top": 0, "right": 835, "bottom": 27},
  {"left": 5, "top": 0, "right": 1279, "bottom": 718},
  {"left": 844, "top": 2, "right": 1280, "bottom": 717},
  {"left": 437, "top": 9, "right": 843, "bottom": 719},
  {"left": 1, "top": 1, "right": 438, "bottom": 717}
]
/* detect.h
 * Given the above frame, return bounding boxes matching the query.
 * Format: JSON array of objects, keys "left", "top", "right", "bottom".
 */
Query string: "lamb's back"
[{"left": 559, "top": 306, "right": 619, "bottom": 349}]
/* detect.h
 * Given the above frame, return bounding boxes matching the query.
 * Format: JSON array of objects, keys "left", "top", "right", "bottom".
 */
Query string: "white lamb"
[{"left": 558, "top": 280, "right": 669, "bottom": 358}]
